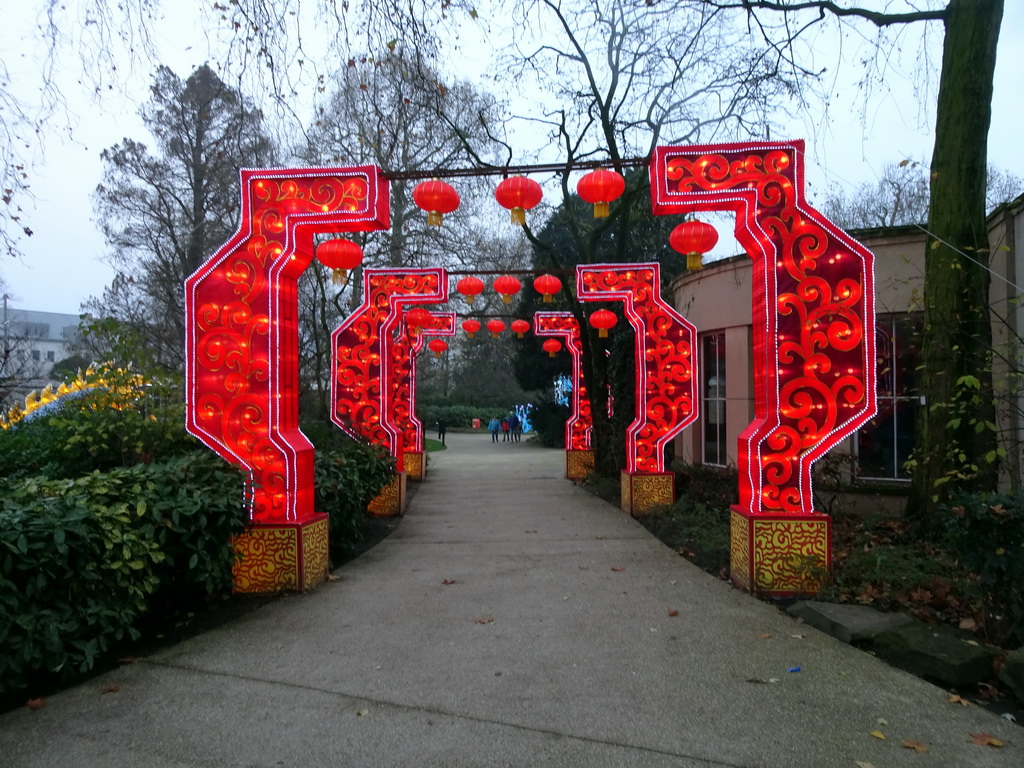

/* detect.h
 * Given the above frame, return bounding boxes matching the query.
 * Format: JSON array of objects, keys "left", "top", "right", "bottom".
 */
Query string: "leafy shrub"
[
  {"left": 525, "top": 398, "right": 567, "bottom": 447},
  {"left": 311, "top": 434, "right": 395, "bottom": 564},
  {"left": 0, "top": 366, "right": 196, "bottom": 481},
  {"left": 0, "top": 454, "right": 248, "bottom": 706},
  {"left": 671, "top": 462, "right": 738, "bottom": 509},
  {"left": 943, "top": 492, "right": 1024, "bottom": 647},
  {"left": 0, "top": 478, "right": 163, "bottom": 703}
]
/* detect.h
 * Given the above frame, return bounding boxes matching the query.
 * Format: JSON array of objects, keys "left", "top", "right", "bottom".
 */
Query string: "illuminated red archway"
[
  {"left": 184, "top": 141, "right": 875, "bottom": 597},
  {"left": 650, "top": 141, "right": 877, "bottom": 593}
]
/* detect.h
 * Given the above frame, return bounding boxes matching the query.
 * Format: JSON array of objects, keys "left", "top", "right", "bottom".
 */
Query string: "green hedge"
[
  {"left": 0, "top": 454, "right": 246, "bottom": 705},
  {"left": 417, "top": 404, "right": 496, "bottom": 430},
  {"left": 943, "top": 492, "right": 1024, "bottom": 648},
  {"left": 313, "top": 436, "right": 396, "bottom": 564}
]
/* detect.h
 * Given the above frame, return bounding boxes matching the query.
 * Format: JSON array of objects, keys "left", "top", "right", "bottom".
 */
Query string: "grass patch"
[{"left": 424, "top": 439, "right": 447, "bottom": 452}]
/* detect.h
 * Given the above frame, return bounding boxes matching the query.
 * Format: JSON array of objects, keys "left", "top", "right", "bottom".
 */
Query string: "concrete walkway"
[{"left": 0, "top": 432, "right": 1018, "bottom": 766}]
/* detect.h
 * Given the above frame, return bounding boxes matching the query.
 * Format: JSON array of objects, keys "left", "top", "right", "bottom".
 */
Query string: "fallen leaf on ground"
[
  {"left": 959, "top": 617, "right": 977, "bottom": 631},
  {"left": 326, "top": 573, "right": 340, "bottom": 582},
  {"left": 969, "top": 732, "right": 1004, "bottom": 747},
  {"left": 611, "top": 567, "right": 625, "bottom": 572},
  {"left": 525, "top": 530, "right": 537, "bottom": 534},
  {"left": 356, "top": 709, "right": 369, "bottom": 717},
  {"left": 790, "top": 634, "right": 806, "bottom": 639},
  {"left": 876, "top": 718, "right": 888, "bottom": 726},
  {"left": 870, "top": 730, "right": 886, "bottom": 740},
  {"left": 595, "top": 535, "right": 605, "bottom": 540},
  {"left": 758, "top": 633, "right": 773, "bottom": 640},
  {"left": 117, "top": 656, "right": 142, "bottom": 664},
  {"left": 855, "top": 762, "right": 877, "bottom": 768},
  {"left": 1002, "top": 713, "right": 1017, "bottom": 722},
  {"left": 26, "top": 698, "right": 46, "bottom": 710},
  {"left": 99, "top": 685, "right": 121, "bottom": 694},
  {"left": 948, "top": 693, "right": 971, "bottom": 707},
  {"left": 746, "top": 678, "right": 768, "bottom": 684},
  {"left": 578, "top": 565, "right": 588, "bottom": 570},
  {"left": 668, "top": 609, "right": 679, "bottom": 617},
  {"left": 901, "top": 740, "right": 929, "bottom": 753},
  {"left": 441, "top": 579, "right": 456, "bottom": 585},
  {"left": 475, "top": 617, "right": 494, "bottom": 624}
]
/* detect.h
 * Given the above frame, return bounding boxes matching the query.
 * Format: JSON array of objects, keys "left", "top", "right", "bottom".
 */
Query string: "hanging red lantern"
[
  {"left": 492, "top": 275, "right": 522, "bottom": 304},
  {"left": 511, "top": 319, "right": 531, "bottom": 338},
  {"left": 486, "top": 319, "right": 506, "bottom": 338},
  {"left": 589, "top": 309, "right": 618, "bottom": 338},
  {"left": 669, "top": 219, "right": 719, "bottom": 271},
  {"left": 405, "top": 307, "right": 433, "bottom": 336},
  {"left": 316, "top": 238, "right": 364, "bottom": 284},
  {"left": 494, "top": 175, "right": 543, "bottom": 226},
  {"left": 457, "top": 276, "right": 485, "bottom": 305},
  {"left": 427, "top": 339, "right": 449, "bottom": 358},
  {"left": 542, "top": 338, "right": 562, "bottom": 358},
  {"left": 576, "top": 168, "right": 625, "bottom": 218},
  {"left": 533, "top": 273, "right": 562, "bottom": 303},
  {"left": 413, "top": 178, "right": 460, "bottom": 226},
  {"left": 461, "top": 318, "right": 481, "bottom": 338}
]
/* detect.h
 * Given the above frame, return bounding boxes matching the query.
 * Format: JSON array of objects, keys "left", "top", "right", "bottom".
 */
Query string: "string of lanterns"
[{"left": 318, "top": 166, "right": 721, "bottom": 363}]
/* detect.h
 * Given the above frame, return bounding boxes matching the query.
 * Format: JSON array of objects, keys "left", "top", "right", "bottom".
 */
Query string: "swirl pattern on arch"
[
  {"left": 576, "top": 263, "right": 697, "bottom": 474},
  {"left": 331, "top": 269, "right": 447, "bottom": 457},
  {"left": 650, "top": 141, "right": 877, "bottom": 515},
  {"left": 534, "top": 311, "right": 591, "bottom": 450},
  {"left": 185, "top": 166, "right": 390, "bottom": 524}
]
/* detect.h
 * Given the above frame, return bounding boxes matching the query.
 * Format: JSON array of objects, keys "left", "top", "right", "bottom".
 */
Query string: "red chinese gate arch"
[
  {"left": 534, "top": 311, "right": 592, "bottom": 479},
  {"left": 184, "top": 142, "right": 875, "bottom": 596},
  {"left": 650, "top": 141, "right": 877, "bottom": 593},
  {"left": 185, "top": 166, "right": 388, "bottom": 592}
]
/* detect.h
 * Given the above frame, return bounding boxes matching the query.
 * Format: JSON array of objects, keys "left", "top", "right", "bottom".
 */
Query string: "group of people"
[{"left": 488, "top": 413, "right": 522, "bottom": 443}]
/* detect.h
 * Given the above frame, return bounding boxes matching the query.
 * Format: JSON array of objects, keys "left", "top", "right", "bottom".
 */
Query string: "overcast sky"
[{"left": 3, "top": 0, "right": 1022, "bottom": 315}]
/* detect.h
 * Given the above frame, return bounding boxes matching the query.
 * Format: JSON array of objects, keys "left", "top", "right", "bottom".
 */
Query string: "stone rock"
[
  {"left": 787, "top": 600, "right": 913, "bottom": 645},
  {"left": 999, "top": 649, "right": 1024, "bottom": 704},
  {"left": 873, "top": 622, "right": 997, "bottom": 689}
]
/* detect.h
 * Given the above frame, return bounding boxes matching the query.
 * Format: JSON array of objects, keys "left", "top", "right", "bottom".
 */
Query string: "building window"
[
  {"left": 31, "top": 349, "right": 40, "bottom": 361},
  {"left": 701, "top": 332, "right": 727, "bottom": 466},
  {"left": 856, "top": 315, "right": 922, "bottom": 480},
  {"left": 46, "top": 350, "right": 55, "bottom": 362}
]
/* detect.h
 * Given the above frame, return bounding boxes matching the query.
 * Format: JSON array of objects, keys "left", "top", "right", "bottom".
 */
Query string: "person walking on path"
[
  {"left": 508, "top": 412, "right": 520, "bottom": 443},
  {"left": 501, "top": 416, "right": 510, "bottom": 442},
  {"left": 436, "top": 418, "right": 447, "bottom": 446},
  {"left": 488, "top": 416, "right": 501, "bottom": 443}
]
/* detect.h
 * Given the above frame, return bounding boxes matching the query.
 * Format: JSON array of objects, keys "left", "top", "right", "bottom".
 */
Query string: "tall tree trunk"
[{"left": 906, "top": 0, "right": 1003, "bottom": 523}]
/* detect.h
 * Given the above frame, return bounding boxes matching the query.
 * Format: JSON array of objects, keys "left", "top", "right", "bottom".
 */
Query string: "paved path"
[{"left": 0, "top": 432, "right": 1018, "bottom": 766}]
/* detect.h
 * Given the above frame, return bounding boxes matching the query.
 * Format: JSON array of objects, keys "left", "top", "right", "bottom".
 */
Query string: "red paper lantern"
[
  {"left": 457, "top": 276, "right": 485, "bottom": 305},
  {"left": 576, "top": 168, "right": 625, "bottom": 218},
  {"left": 669, "top": 219, "right": 719, "bottom": 271},
  {"left": 542, "top": 338, "right": 562, "bottom": 358},
  {"left": 427, "top": 338, "right": 449, "bottom": 358},
  {"left": 405, "top": 307, "right": 433, "bottom": 335},
  {"left": 316, "top": 238, "right": 364, "bottom": 284},
  {"left": 413, "top": 179, "right": 460, "bottom": 227},
  {"left": 486, "top": 319, "right": 506, "bottom": 338},
  {"left": 461, "top": 318, "right": 481, "bottom": 338},
  {"left": 511, "top": 319, "right": 531, "bottom": 338},
  {"left": 493, "top": 275, "right": 522, "bottom": 304},
  {"left": 589, "top": 309, "right": 618, "bottom": 338},
  {"left": 495, "top": 176, "right": 543, "bottom": 226},
  {"left": 533, "top": 273, "right": 562, "bottom": 303}
]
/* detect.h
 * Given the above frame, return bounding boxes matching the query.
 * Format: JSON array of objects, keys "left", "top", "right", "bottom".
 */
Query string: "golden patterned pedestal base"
[
  {"left": 730, "top": 506, "right": 830, "bottom": 596},
  {"left": 232, "top": 515, "right": 329, "bottom": 594},
  {"left": 620, "top": 471, "right": 674, "bottom": 516},
  {"left": 367, "top": 472, "right": 408, "bottom": 517},
  {"left": 404, "top": 451, "right": 425, "bottom": 482},
  {"left": 566, "top": 450, "right": 595, "bottom": 480}
]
